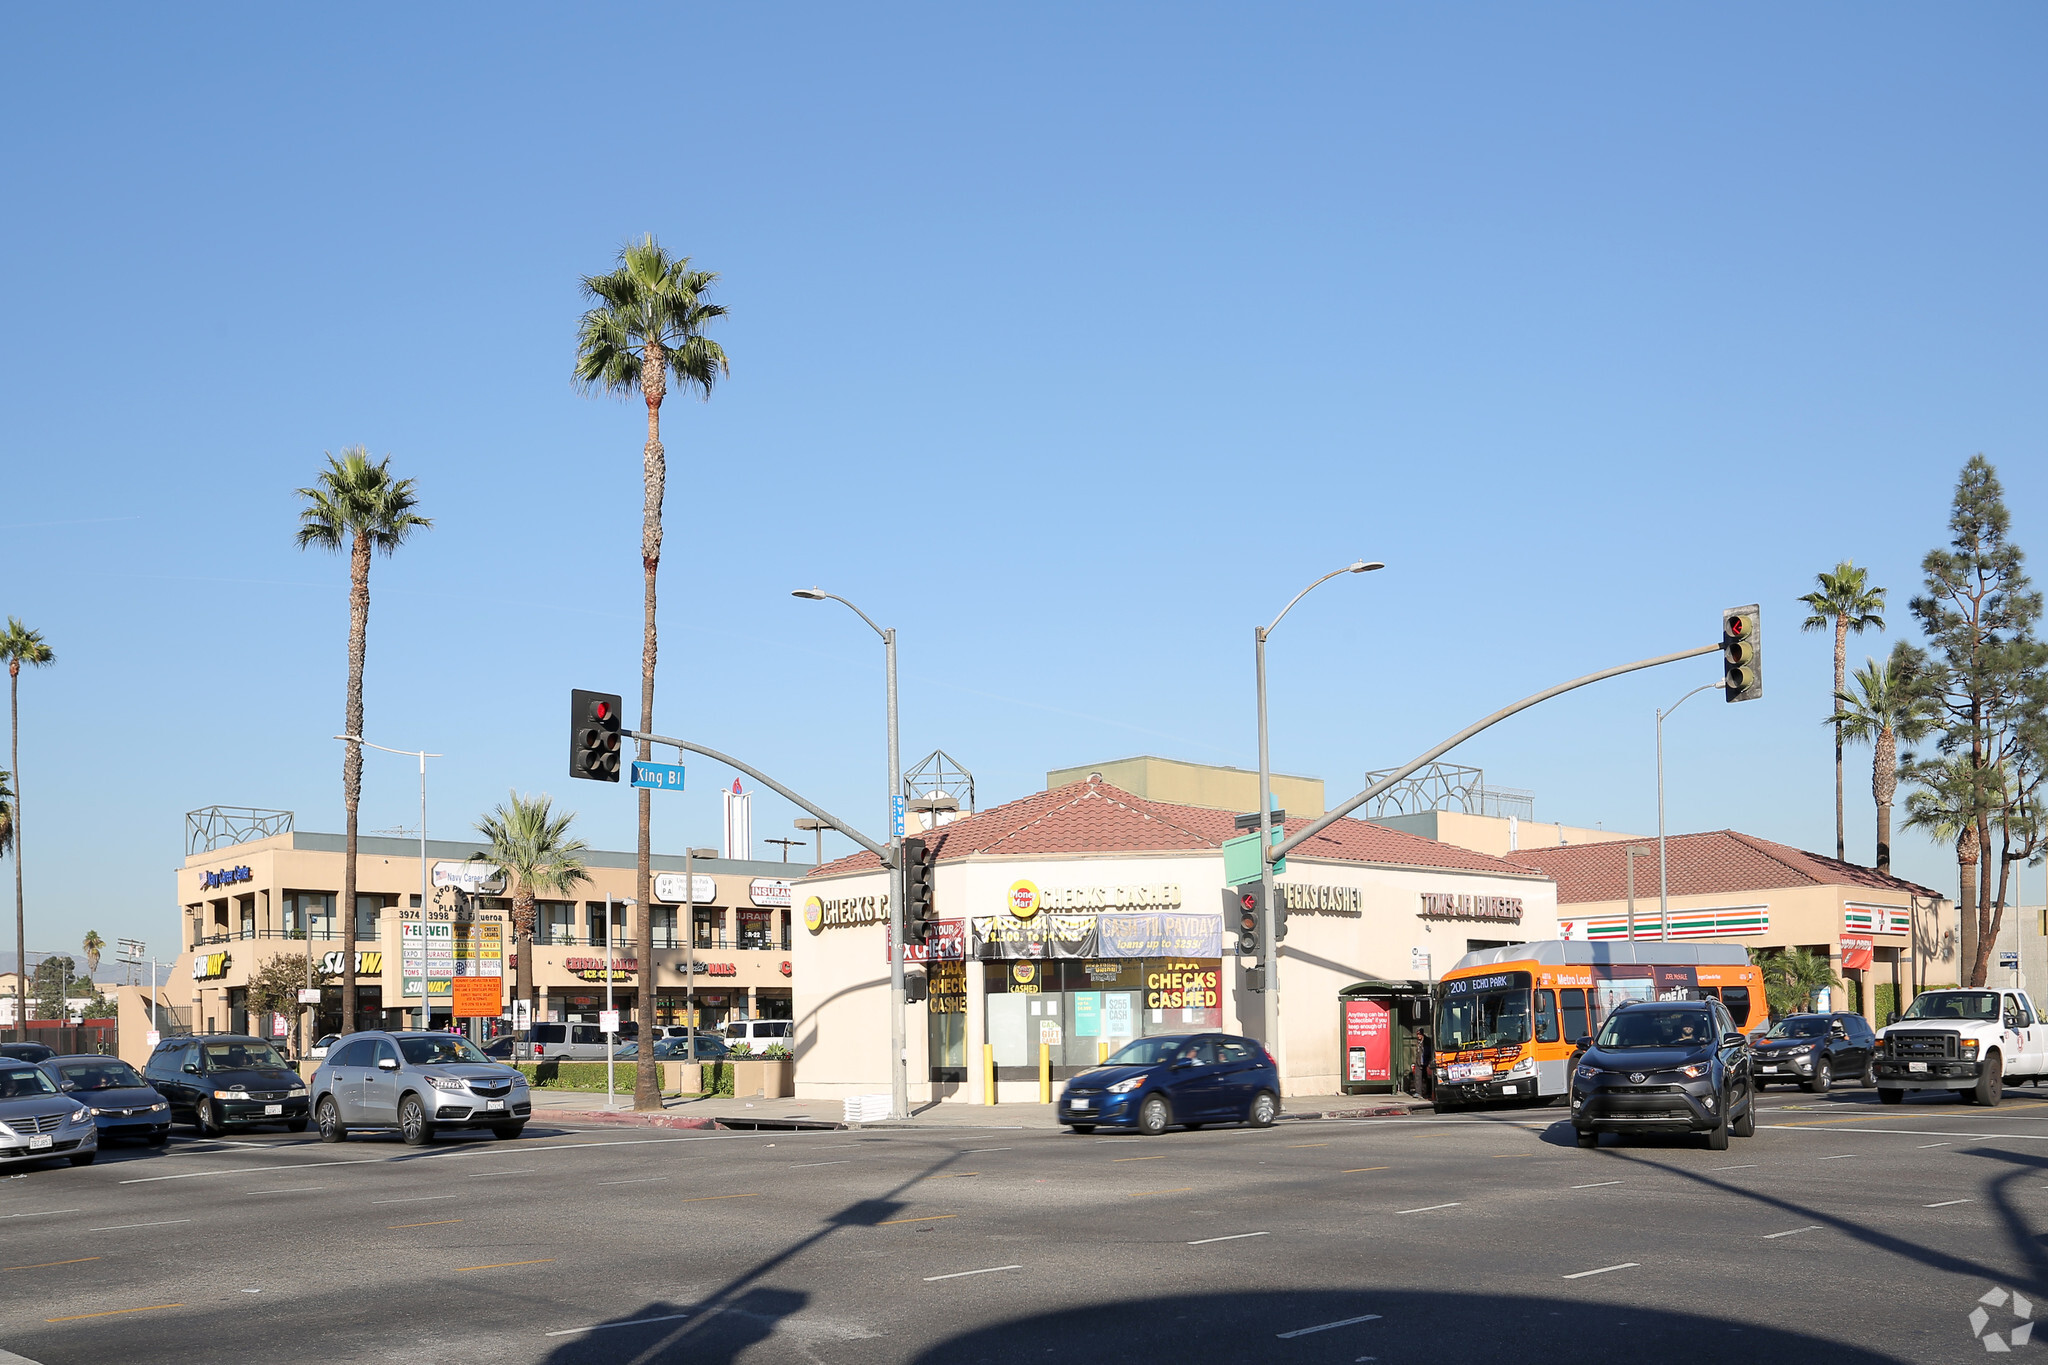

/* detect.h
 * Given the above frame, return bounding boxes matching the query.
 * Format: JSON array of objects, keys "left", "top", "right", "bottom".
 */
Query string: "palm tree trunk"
[
  {"left": 513, "top": 888, "right": 535, "bottom": 1026},
  {"left": 1833, "top": 616, "right": 1847, "bottom": 862},
  {"left": 341, "top": 532, "right": 371, "bottom": 1034},
  {"left": 635, "top": 344, "right": 666, "bottom": 1112},
  {"left": 1872, "top": 724, "right": 1896, "bottom": 875},
  {"left": 9, "top": 665, "right": 21, "bottom": 1042}
]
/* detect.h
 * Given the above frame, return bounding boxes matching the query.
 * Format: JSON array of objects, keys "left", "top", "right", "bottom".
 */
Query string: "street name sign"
[{"left": 631, "top": 760, "right": 687, "bottom": 791}]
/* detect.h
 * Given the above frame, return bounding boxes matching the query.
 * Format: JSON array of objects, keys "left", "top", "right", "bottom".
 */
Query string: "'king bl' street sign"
[{"left": 631, "top": 761, "right": 686, "bottom": 791}]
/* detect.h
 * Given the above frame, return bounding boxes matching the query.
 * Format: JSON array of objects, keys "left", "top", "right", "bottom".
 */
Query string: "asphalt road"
[{"left": 2, "top": 1085, "right": 2045, "bottom": 1364}]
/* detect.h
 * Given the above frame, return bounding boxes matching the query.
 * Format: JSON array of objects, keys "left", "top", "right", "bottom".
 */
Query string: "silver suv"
[{"left": 310, "top": 1031, "right": 531, "bottom": 1146}]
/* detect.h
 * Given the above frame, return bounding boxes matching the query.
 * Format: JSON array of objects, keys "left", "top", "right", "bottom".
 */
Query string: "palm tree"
[
  {"left": 81, "top": 930, "right": 103, "bottom": 978},
  {"left": 1904, "top": 753, "right": 2002, "bottom": 985},
  {"left": 1754, "top": 947, "right": 1843, "bottom": 1020},
  {"left": 1801, "top": 562, "right": 1887, "bottom": 862},
  {"left": 472, "top": 793, "right": 592, "bottom": 1025},
  {"left": 0, "top": 770, "right": 12, "bottom": 862},
  {"left": 295, "top": 448, "right": 432, "bottom": 1034},
  {"left": 1830, "top": 642, "right": 1939, "bottom": 875},
  {"left": 574, "top": 236, "right": 728, "bottom": 1110},
  {"left": 1, "top": 619, "right": 55, "bottom": 1042}
]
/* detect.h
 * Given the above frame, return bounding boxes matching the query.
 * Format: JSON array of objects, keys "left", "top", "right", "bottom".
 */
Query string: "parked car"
[
  {"left": 1570, "top": 998, "right": 1755, "bottom": 1150},
  {"left": 480, "top": 1034, "right": 523, "bottom": 1061},
  {"left": 1875, "top": 987, "right": 2048, "bottom": 1106},
  {"left": 1752, "top": 1012, "right": 1877, "bottom": 1092},
  {"left": 40, "top": 1055, "right": 171, "bottom": 1144},
  {"left": 307, "top": 1034, "right": 340, "bottom": 1060},
  {"left": 142, "top": 1035, "right": 310, "bottom": 1136},
  {"left": 526, "top": 1022, "right": 612, "bottom": 1060},
  {"left": 724, "top": 1020, "right": 794, "bottom": 1045},
  {"left": 0, "top": 1057, "right": 97, "bottom": 1167},
  {"left": 310, "top": 1031, "right": 531, "bottom": 1146},
  {"left": 1058, "top": 1033, "right": 1280, "bottom": 1135},
  {"left": 617, "top": 1035, "right": 729, "bottom": 1061},
  {"left": 0, "top": 1042, "right": 56, "bottom": 1064}
]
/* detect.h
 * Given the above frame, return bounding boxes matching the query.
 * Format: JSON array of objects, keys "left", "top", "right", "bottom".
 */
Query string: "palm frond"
[
  {"left": 473, "top": 791, "right": 593, "bottom": 899},
  {"left": 572, "top": 235, "right": 728, "bottom": 401},
  {"left": 292, "top": 446, "right": 432, "bottom": 555},
  {"left": 0, "top": 618, "right": 56, "bottom": 670}
]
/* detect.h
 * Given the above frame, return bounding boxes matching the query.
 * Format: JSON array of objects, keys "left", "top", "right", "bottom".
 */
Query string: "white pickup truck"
[{"left": 1873, "top": 988, "right": 2048, "bottom": 1107}]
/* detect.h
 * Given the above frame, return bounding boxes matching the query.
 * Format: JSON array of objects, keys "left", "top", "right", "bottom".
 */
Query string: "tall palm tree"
[
  {"left": 295, "top": 448, "right": 432, "bottom": 1034},
  {"left": 574, "top": 236, "right": 728, "bottom": 1111},
  {"left": 1830, "top": 642, "right": 1939, "bottom": 875},
  {"left": 1904, "top": 753, "right": 2001, "bottom": 985},
  {"left": 1, "top": 619, "right": 55, "bottom": 1042},
  {"left": 81, "top": 930, "right": 103, "bottom": 978},
  {"left": 472, "top": 793, "right": 592, "bottom": 1025},
  {"left": 1801, "top": 562, "right": 1887, "bottom": 862}
]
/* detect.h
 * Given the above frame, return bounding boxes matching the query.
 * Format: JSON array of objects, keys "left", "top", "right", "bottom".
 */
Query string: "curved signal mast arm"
[{"left": 628, "top": 730, "right": 894, "bottom": 866}]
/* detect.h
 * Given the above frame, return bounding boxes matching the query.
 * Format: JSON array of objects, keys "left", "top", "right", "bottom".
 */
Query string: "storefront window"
[
  {"left": 982, "top": 958, "right": 1221, "bottom": 1072},
  {"left": 649, "top": 906, "right": 677, "bottom": 949},
  {"left": 737, "top": 910, "right": 773, "bottom": 950},
  {"left": 537, "top": 902, "right": 576, "bottom": 946},
  {"left": 355, "top": 895, "right": 385, "bottom": 941},
  {"left": 927, "top": 959, "right": 966, "bottom": 1080},
  {"left": 694, "top": 908, "right": 720, "bottom": 949},
  {"left": 283, "top": 891, "right": 335, "bottom": 940}
]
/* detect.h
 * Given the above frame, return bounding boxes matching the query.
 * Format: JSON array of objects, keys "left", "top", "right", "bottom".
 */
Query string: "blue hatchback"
[
  {"left": 1059, "top": 1033, "right": 1280, "bottom": 1135},
  {"left": 41, "top": 1055, "right": 172, "bottom": 1145}
]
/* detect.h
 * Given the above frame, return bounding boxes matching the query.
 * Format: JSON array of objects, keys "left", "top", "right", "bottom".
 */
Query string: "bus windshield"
[{"left": 1436, "top": 984, "right": 1531, "bottom": 1051}]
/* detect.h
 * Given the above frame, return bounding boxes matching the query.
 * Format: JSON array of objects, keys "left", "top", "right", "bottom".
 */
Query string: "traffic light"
[
  {"left": 1722, "top": 605, "right": 1762, "bottom": 702},
  {"left": 1231, "top": 882, "right": 1265, "bottom": 957},
  {"left": 570, "top": 689, "right": 623, "bottom": 781},
  {"left": 901, "top": 836, "right": 935, "bottom": 946}
]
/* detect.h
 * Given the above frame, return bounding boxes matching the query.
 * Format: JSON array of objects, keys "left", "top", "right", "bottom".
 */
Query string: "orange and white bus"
[{"left": 1431, "top": 941, "right": 1765, "bottom": 1108}]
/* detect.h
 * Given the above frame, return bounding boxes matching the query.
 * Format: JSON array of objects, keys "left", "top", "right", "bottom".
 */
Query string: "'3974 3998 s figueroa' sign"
[{"left": 1417, "top": 892, "right": 1523, "bottom": 924}]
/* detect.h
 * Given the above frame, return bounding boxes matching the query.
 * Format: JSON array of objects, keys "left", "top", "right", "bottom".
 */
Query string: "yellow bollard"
[
  {"left": 1039, "top": 1041, "right": 1051, "bottom": 1103},
  {"left": 983, "top": 1042, "right": 995, "bottom": 1106},
  {"left": 1099, "top": 1040, "right": 1109, "bottom": 1064}
]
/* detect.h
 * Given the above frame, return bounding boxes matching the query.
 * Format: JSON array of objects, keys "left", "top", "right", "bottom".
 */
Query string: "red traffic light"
[{"left": 588, "top": 698, "right": 612, "bottom": 722}]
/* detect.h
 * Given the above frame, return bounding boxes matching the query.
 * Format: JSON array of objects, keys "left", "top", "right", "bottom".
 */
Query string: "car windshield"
[
  {"left": 1899, "top": 991, "right": 1998, "bottom": 1022},
  {"left": 1767, "top": 1018, "right": 1828, "bottom": 1039},
  {"left": 202, "top": 1041, "right": 290, "bottom": 1070},
  {"left": 0, "top": 1064, "right": 58, "bottom": 1098},
  {"left": 1435, "top": 986, "right": 1531, "bottom": 1051},
  {"left": 399, "top": 1036, "right": 488, "bottom": 1066},
  {"left": 55, "top": 1061, "right": 145, "bottom": 1090},
  {"left": 1596, "top": 1008, "right": 1714, "bottom": 1050},
  {"left": 1105, "top": 1038, "right": 1183, "bottom": 1067}
]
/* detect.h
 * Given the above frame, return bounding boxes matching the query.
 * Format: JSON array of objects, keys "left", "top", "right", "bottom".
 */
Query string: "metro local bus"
[{"left": 1431, "top": 941, "right": 1765, "bottom": 1109}]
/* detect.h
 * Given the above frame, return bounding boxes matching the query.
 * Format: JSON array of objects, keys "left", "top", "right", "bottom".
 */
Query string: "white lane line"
[
  {"left": 120, "top": 1133, "right": 761, "bottom": 1185},
  {"left": 373, "top": 1195, "right": 459, "bottom": 1205},
  {"left": 1571, "top": 1181, "right": 1621, "bottom": 1189},
  {"left": 1918, "top": 1143, "right": 1951, "bottom": 1149},
  {"left": 467, "top": 1169, "right": 534, "bottom": 1178},
  {"left": 544, "top": 1311, "right": 693, "bottom": 1337},
  {"left": 0, "top": 1209, "right": 78, "bottom": 1219},
  {"left": 596, "top": 1178, "right": 663, "bottom": 1186},
  {"left": 1758, "top": 1125, "right": 2012, "bottom": 1139},
  {"left": 1763, "top": 1226, "right": 1821, "bottom": 1239},
  {"left": 790, "top": 1160, "right": 852, "bottom": 1168},
  {"left": 1563, "top": 1262, "right": 1639, "bottom": 1280},
  {"left": 122, "top": 1158, "right": 387, "bottom": 1185},
  {"left": 244, "top": 1187, "right": 328, "bottom": 1195},
  {"left": 1396, "top": 1203, "right": 1461, "bottom": 1214},
  {"left": 922, "top": 1264, "right": 1022, "bottom": 1282},
  {"left": 1276, "top": 1313, "right": 1381, "bottom": 1339},
  {"left": 1709, "top": 1165, "right": 1759, "bottom": 1171},
  {"left": 1925, "top": 1199, "right": 1974, "bottom": 1208},
  {"left": 88, "top": 1219, "right": 193, "bottom": 1231},
  {"left": 1816, "top": 1154, "right": 1858, "bottom": 1161},
  {"left": 964, "top": 1147, "right": 1014, "bottom": 1154},
  {"left": 1188, "top": 1232, "right": 1269, "bottom": 1245}
]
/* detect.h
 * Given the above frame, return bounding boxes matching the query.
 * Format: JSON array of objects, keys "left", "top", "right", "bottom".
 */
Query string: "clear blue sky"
[{"left": 3, "top": 6, "right": 2044, "bottom": 958}]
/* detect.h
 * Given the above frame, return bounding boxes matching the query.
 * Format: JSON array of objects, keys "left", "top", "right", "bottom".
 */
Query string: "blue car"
[
  {"left": 1058, "top": 1033, "right": 1280, "bottom": 1135},
  {"left": 41, "top": 1055, "right": 172, "bottom": 1145}
]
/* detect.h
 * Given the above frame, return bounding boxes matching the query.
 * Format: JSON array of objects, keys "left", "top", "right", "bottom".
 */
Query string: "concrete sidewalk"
[{"left": 524, "top": 1087, "right": 1431, "bottom": 1132}]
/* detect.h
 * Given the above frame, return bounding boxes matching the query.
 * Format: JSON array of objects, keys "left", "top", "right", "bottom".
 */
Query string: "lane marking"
[
  {"left": 456, "top": 1259, "right": 556, "bottom": 1272},
  {"left": 388, "top": 1219, "right": 464, "bottom": 1228},
  {"left": 922, "top": 1264, "right": 1021, "bottom": 1281},
  {"left": 244, "top": 1187, "right": 328, "bottom": 1195},
  {"left": 1816, "top": 1155, "right": 1858, "bottom": 1161},
  {"left": 680, "top": 1193, "right": 760, "bottom": 1203},
  {"left": 596, "top": 1178, "right": 664, "bottom": 1186},
  {"left": 1918, "top": 1143, "right": 1951, "bottom": 1149},
  {"left": 467, "top": 1169, "right": 534, "bottom": 1177},
  {"left": 1492, "top": 1154, "right": 1529, "bottom": 1159},
  {"left": 1112, "top": 1155, "right": 1169, "bottom": 1163},
  {"left": 1709, "top": 1165, "right": 1759, "bottom": 1171},
  {"left": 6, "top": 1256, "right": 102, "bottom": 1271},
  {"left": 1763, "top": 1226, "right": 1821, "bottom": 1239},
  {"left": 790, "top": 1160, "right": 852, "bottom": 1168},
  {"left": 1563, "top": 1263, "right": 1638, "bottom": 1279},
  {"left": 46, "top": 1303, "right": 184, "bottom": 1322},
  {"left": 1397, "top": 1203, "right": 1461, "bottom": 1214},
  {"left": 1127, "top": 1188, "right": 1195, "bottom": 1199},
  {"left": 879, "top": 1214, "right": 957, "bottom": 1225},
  {"left": 1571, "top": 1181, "right": 1621, "bottom": 1189},
  {"left": 925, "top": 1173, "right": 979, "bottom": 1179},
  {"left": 1189, "top": 1232, "right": 1269, "bottom": 1245},
  {"left": 1277, "top": 1313, "right": 1381, "bottom": 1339},
  {"left": 964, "top": 1147, "right": 1014, "bottom": 1153},
  {"left": 0, "top": 1209, "right": 79, "bottom": 1220},
  {"left": 373, "top": 1195, "right": 459, "bottom": 1205},
  {"left": 88, "top": 1220, "right": 191, "bottom": 1232},
  {"left": 1288, "top": 1143, "right": 1330, "bottom": 1148},
  {"left": 1925, "top": 1199, "right": 1974, "bottom": 1208},
  {"left": 546, "top": 1311, "right": 694, "bottom": 1337},
  {"left": 1342, "top": 1167, "right": 1390, "bottom": 1174}
]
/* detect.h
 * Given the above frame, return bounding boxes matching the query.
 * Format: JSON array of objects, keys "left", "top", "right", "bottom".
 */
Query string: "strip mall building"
[{"left": 791, "top": 776, "right": 1559, "bottom": 1102}]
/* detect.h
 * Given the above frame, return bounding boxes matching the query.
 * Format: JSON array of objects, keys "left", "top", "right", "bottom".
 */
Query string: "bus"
[{"left": 1431, "top": 941, "right": 1765, "bottom": 1108}]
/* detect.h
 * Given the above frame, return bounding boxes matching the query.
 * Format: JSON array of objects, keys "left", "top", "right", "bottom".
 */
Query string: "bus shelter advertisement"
[{"left": 1345, "top": 998, "right": 1391, "bottom": 1083}]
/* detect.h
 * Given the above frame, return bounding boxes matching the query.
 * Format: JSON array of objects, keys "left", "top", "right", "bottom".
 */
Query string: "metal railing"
[
  {"left": 531, "top": 930, "right": 791, "bottom": 952},
  {"left": 186, "top": 806, "right": 295, "bottom": 855}
]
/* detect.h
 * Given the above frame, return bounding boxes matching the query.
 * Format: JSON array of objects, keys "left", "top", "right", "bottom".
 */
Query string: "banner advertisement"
[
  {"left": 926, "top": 959, "right": 967, "bottom": 1014},
  {"left": 1097, "top": 913, "right": 1223, "bottom": 959},
  {"left": 1840, "top": 934, "right": 1874, "bottom": 971},
  {"left": 451, "top": 976, "right": 501, "bottom": 1019},
  {"left": 969, "top": 913, "right": 1099, "bottom": 959},
  {"left": 898, "top": 918, "right": 967, "bottom": 963},
  {"left": 1345, "top": 998, "right": 1391, "bottom": 1083}
]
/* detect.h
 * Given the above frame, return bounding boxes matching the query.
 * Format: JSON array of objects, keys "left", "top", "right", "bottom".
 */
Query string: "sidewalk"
[{"left": 523, "top": 1087, "right": 1431, "bottom": 1132}]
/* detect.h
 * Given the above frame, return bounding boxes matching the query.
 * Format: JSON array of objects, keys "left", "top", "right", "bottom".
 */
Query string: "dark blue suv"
[{"left": 1059, "top": 1033, "right": 1280, "bottom": 1135}]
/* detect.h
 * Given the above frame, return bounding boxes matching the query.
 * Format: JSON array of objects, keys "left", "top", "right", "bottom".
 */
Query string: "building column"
[{"left": 746, "top": 985, "right": 757, "bottom": 1021}]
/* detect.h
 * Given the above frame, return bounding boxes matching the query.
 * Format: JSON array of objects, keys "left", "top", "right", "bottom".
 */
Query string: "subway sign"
[
  {"left": 318, "top": 950, "right": 385, "bottom": 975},
  {"left": 192, "top": 952, "right": 232, "bottom": 981}
]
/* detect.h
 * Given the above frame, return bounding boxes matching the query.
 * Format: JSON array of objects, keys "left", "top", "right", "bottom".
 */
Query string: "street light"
[
  {"left": 1655, "top": 681, "right": 1723, "bottom": 939},
  {"left": 794, "top": 817, "right": 831, "bottom": 867},
  {"left": 336, "top": 735, "right": 441, "bottom": 1028},
  {"left": 792, "top": 587, "right": 907, "bottom": 1119},
  {"left": 1256, "top": 560, "right": 1383, "bottom": 1064},
  {"left": 678, "top": 847, "right": 719, "bottom": 1061}
]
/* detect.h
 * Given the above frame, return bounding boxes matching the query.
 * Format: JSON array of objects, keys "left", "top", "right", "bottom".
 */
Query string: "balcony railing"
[{"left": 531, "top": 931, "right": 791, "bottom": 952}]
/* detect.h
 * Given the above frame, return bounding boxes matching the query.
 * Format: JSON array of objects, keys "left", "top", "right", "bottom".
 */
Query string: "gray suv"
[{"left": 311, "top": 1031, "right": 531, "bottom": 1146}]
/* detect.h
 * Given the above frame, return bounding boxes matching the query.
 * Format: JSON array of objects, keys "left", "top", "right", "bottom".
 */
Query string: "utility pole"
[{"left": 1655, "top": 681, "right": 1722, "bottom": 939}]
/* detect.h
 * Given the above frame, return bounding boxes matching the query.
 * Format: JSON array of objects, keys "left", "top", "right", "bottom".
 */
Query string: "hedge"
[{"left": 515, "top": 1061, "right": 692, "bottom": 1095}]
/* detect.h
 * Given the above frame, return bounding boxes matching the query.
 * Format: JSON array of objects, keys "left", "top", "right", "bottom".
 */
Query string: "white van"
[
  {"left": 528, "top": 1022, "right": 613, "bottom": 1060},
  {"left": 724, "top": 1020, "right": 794, "bottom": 1045}
]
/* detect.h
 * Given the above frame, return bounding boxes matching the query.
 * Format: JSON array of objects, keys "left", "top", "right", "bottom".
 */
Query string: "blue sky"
[{"left": 2, "top": 6, "right": 2044, "bottom": 957}]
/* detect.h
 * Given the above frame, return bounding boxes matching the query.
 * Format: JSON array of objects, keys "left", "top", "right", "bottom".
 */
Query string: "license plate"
[
  {"left": 264, "top": 1104, "right": 283, "bottom": 1115},
  {"left": 1909, "top": 1062, "right": 1928, "bottom": 1073},
  {"left": 1501, "top": 1084, "right": 1518, "bottom": 1095},
  {"left": 1071, "top": 1098, "right": 1091, "bottom": 1110},
  {"left": 28, "top": 1134, "right": 52, "bottom": 1150},
  {"left": 485, "top": 1100, "right": 506, "bottom": 1111},
  {"left": 1761, "top": 1065, "right": 1780, "bottom": 1073}
]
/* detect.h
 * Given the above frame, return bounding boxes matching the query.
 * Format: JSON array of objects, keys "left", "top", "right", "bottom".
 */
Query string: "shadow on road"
[{"left": 541, "top": 1288, "right": 808, "bottom": 1365}]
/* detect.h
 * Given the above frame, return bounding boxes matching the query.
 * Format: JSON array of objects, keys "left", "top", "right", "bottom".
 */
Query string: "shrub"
[
  {"left": 761, "top": 1043, "right": 791, "bottom": 1060},
  {"left": 727, "top": 1041, "right": 754, "bottom": 1057}
]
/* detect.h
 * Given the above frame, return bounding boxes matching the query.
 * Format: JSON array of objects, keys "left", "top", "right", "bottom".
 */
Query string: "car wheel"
[
  {"left": 1731, "top": 1093, "right": 1756, "bottom": 1137},
  {"left": 1703, "top": 1095, "right": 1730, "bottom": 1151},
  {"left": 1137, "top": 1094, "right": 1171, "bottom": 1136},
  {"left": 1247, "top": 1090, "right": 1279, "bottom": 1129},
  {"left": 490, "top": 1123, "right": 525, "bottom": 1141},
  {"left": 69, "top": 1152, "right": 95, "bottom": 1167},
  {"left": 1878, "top": 1087, "right": 1904, "bottom": 1105},
  {"left": 1804, "top": 1059, "right": 1830, "bottom": 1095},
  {"left": 1067, "top": 1125, "right": 1096, "bottom": 1135},
  {"left": 398, "top": 1095, "right": 435, "bottom": 1146},
  {"left": 197, "top": 1099, "right": 224, "bottom": 1137},
  {"left": 1861, "top": 1058, "right": 1877, "bottom": 1088},
  {"left": 1975, "top": 1054, "right": 2004, "bottom": 1108},
  {"left": 1575, "top": 1127, "right": 1599, "bottom": 1148},
  {"left": 316, "top": 1096, "right": 347, "bottom": 1144},
  {"left": 286, "top": 1119, "right": 309, "bottom": 1133}
]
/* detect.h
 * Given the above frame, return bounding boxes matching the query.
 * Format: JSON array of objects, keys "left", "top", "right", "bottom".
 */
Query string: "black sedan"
[
  {"left": 141, "top": 1035, "right": 311, "bottom": 1135},
  {"left": 0, "top": 1042, "right": 56, "bottom": 1064},
  {"left": 1571, "top": 999, "right": 1755, "bottom": 1150},
  {"left": 1751, "top": 1012, "right": 1876, "bottom": 1093},
  {"left": 41, "top": 1055, "right": 171, "bottom": 1144}
]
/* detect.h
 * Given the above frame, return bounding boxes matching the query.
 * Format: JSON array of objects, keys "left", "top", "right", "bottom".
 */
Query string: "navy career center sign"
[{"left": 201, "top": 865, "right": 253, "bottom": 890}]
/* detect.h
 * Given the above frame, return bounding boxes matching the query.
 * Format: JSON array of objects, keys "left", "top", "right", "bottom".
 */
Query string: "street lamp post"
[
  {"left": 680, "top": 846, "right": 717, "bottom": 1062},
  {"left": 1256, "top": 561, "right": 1383, "bottom": 1063},
  {"left": 1655, "top": 682, "right": 1723, "bottom": 939},
  {"left": 336, "top": 734, "right": 441, "bottom": 1027},
  {"left": 794, "top": 818, "right": 830, "bottom": 867},
  {"left": 1624, "top": 845, "right": 1654, "bottom": 941}
]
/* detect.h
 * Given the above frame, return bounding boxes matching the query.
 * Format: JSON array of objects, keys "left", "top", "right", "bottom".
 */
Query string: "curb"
[{"left": 543, "top": 1110, "right": 719, "bottom": 1131}]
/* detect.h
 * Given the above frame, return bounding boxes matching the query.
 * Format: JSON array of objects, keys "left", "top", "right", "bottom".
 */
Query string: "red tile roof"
[
  {"left": 805, "top": 779, "right": 1547, "bottom": 880},
  {"left": 1505, "top": 830, "right": 1942, "bottom": 905}
]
